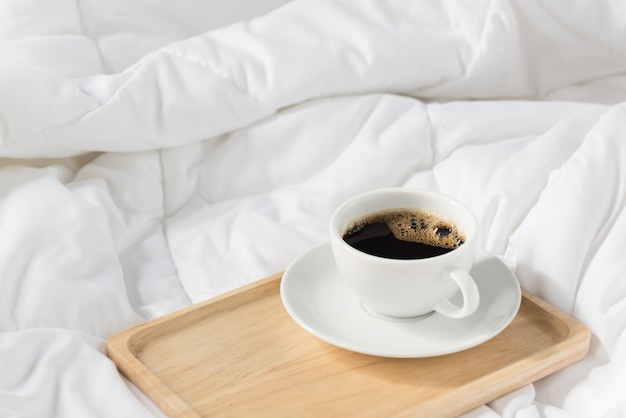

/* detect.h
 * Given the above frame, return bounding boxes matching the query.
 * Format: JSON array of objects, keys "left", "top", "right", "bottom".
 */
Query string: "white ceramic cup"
[{"left": 329, "top": 188, "right": 480, "bottom": 319}]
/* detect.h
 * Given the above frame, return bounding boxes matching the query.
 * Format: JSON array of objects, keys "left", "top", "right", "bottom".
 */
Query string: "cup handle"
[{"left": 433, "top": 269, "right": 480, "bottom": 319}]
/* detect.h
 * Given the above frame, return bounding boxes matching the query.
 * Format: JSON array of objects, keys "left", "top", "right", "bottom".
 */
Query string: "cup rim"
[{"left": 329, "top": 187, "right": 478, "bottom": 264}]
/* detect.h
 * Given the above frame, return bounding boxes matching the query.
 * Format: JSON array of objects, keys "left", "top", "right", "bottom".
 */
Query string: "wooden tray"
[{"left": 107, "top": 273, "right": 590, "bottom": 418}]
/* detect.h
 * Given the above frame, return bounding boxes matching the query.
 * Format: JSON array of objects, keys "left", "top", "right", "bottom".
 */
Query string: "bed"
[{"left": 1, "top": 0, "right": 625, "bottom": 416}]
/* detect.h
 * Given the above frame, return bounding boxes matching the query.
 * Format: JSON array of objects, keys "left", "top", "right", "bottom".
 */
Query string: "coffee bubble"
[{"left": 344, "top": 208, "right": 465, "bottom": 250}]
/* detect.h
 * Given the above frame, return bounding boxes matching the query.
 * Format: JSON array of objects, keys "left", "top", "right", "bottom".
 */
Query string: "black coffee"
[{"left": 342, "top": 208, "right": 465, "bottom": 260}]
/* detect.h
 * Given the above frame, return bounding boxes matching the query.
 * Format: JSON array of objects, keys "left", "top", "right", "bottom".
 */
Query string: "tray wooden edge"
[
  {"left": 447, "top": 289, "right": 591, "bottom": 417},
  {"left": 520, "top": 289, "right": 591, "bottom": 354},
  {"left": 106, "top": 272, "right": 283, "bottom": 418}
]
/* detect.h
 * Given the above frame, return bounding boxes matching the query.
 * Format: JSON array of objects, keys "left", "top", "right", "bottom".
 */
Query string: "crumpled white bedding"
[{"left": 1, "top": 0, "right": 626, "bottom": 417}]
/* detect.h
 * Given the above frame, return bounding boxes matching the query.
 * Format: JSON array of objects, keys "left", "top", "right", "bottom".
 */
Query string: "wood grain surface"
[{"left": 107, "top": 273, "right": 590, "bottom": 418}]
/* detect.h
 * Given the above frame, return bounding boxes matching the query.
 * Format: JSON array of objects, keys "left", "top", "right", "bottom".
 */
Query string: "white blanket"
[{"left": 1, "top": 0, "right": 626, "bottom": 416}]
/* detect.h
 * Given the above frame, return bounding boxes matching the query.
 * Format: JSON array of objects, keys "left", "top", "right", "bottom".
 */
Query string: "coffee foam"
[{"left": 344, "top": 208, "right": 465, "bottom": 249}]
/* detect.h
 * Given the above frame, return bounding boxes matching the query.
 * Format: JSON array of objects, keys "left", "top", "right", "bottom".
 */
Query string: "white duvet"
[{"left": 1, "top": 0, "right": 626, "bottom": 417}]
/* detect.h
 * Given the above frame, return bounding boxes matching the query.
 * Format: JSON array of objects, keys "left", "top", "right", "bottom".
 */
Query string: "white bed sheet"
[{"left": 1, "top": 1, "right": 626, "bottom": 417}]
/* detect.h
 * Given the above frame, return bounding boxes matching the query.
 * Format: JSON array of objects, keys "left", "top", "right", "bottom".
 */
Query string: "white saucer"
[{"left": 280, "top": 243, "right": 521, "bottom": 358}]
